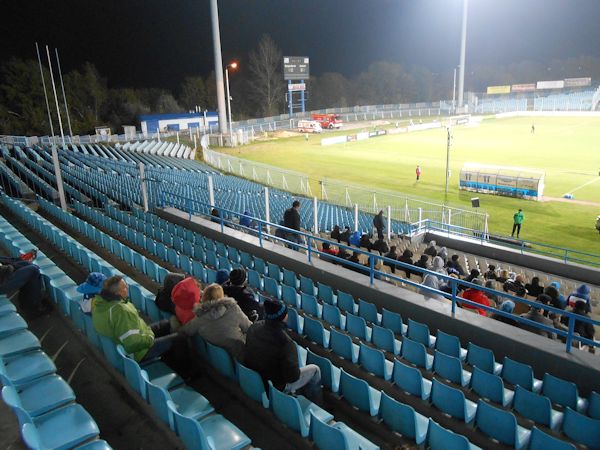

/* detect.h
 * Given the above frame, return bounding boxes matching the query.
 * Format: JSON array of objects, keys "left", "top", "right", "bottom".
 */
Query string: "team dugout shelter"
[
  {"left": 460, "top": 162, "right": 545, "bottom": 200},
  {"left": 140, "top": 112, "right": 219, "bottom": 134}
]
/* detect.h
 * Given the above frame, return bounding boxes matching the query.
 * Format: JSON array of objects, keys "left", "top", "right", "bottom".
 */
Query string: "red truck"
[{"left": 311, "top": 113, "right": 343, "bottom": 129}]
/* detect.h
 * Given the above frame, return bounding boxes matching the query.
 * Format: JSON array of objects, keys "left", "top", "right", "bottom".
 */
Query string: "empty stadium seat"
[{"left": 378, "top": 391, "right": 428, "bottom": 445}]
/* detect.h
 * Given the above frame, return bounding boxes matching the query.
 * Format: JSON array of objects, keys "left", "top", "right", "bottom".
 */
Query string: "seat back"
[
  {"left": 118, "top": 345, "right": 145, "bottom": 398},
  {"left": 470, "top": 366, "right": 504, "bottom": 405},
  {"left": 267, "top": 263, "right": 281, "bottom": 281},
  {"left": 435, "top": 330, "right": 462, "bottom": 358},
  {"left": 401, "top": 337, "right": 428, "bottom": 369},
  {"left": 431, "top": 379, "right": 467, "bottom": 420},
  {"left": 1, "top": 385, "right": 31, "bottom": 425},
  {"left": 427, "top": 419, "right": 471, "bottom": 450},
  {"left": 542, "top": 373, "right": 578, "bottom": 409},
  {"left": 359, "top": 343, "right": 385, "bottom": 378},
  {"left": 562, "top": 406, "right": 600, "bottom": 449},
  {"left": 381, "top": 308, "right": 404, "bottom": 335},
  {"left": 379, "top": 391, "right": 418, "bottom": 439},
  {"left": 282, "top": 285, "right": 299, "bottom": 308},
  {"left": 371, "top": 324, "right": 395, "bottom": 354},
  {"left": 337, "top": 291, "right": 355, "bottom": 314},
  {"left": 589, "top": 391, "right": 600, "bottom": 420},
  {"left": 475, "top": 399, "right": 518, "bottom": 446},
  {"left": 236, "top": 362, "right": 268, "bottom": 408},
  {"left": 407, "top": 319, "right": 431, "bottom": 347},
  {"left": 330, "top": 329, "right": 354, "bottom": 361},
  {"left": 322, "top": 303, "right": 342, "bottom": 329},
  {"left": 307, "top": 349, "right": 338, "bottom": 392},
  {"left": 248, "top": 269, "right": 262, "bottom": 290},
  {"left": 502, "top": 357, "right": 534, "bottom": 391},
  {"left": 339, "top": 369, "right": 372, "bottom": 414},
  {"left": 300, "top": 275, "right": 315, "bottom": 296},
  {"left": 282, "top": 269, "right": 297, "bottom": 288},
  {"left": 310, "top": 412, "right": 347, "bottom": 450},
  {"left": 392, "top": 359, "right": 425, "bottom": 398},
  {"left": 286, "top": 308, "right": 302, "bottom": 334},
  {"left": 269, "top": 382, "right": 308, "bottom": 436},
  {"left": 254, "top": 257, "right": 266, "bottom": 275},
  {"left": 433, "top": 350, "right": 463, "bottom": 385},
  {"left": 167, "top": 400, "right": 208, "bottom": 450},
  {"left": 346, "top": 313, "right": 367, "bottom": 340},
  {"left": 528, "top": 427, "right": 576, "bottom": 450},
  {"left": 99, "top": 335, "right": 124, "bottom": 373},
  {"left": 304, "top": 316, "right": 327, "bottom": 348},
  {"left": 301, "top": 293, "right": 319, "bottom": 317},
  {"left": 145, "top": 374, "right": 174, "bottom": 429},
  {"left": 358, "top": 299, "right": 378, "bottom": 324},
  {"left": 264, "top": 277, "right": 280, "bottom": 299},
  {"left": 317, "top": 283, "right": 334, "bottom": 305},
  {"left": 205, "top": 342, "right": 236, "bottom": 380},
  {"left": 467, "top": 342, "right": 496, "bottom": 373},
  {"left": 513, "top": 385, "right": 552, "bottom": 427}
]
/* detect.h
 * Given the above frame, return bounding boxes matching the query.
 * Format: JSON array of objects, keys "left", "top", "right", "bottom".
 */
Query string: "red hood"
[{"left": 172, "top": 278, "right": 200, "bottom": 310}]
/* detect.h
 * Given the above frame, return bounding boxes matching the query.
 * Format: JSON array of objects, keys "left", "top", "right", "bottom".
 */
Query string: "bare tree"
[{"left": 248, "top": 35, "right": 285, "bottom": 117}]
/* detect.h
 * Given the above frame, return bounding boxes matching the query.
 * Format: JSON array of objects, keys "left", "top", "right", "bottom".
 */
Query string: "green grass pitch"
[{"left": 219, "top": 116, "right": 600, "bottom": 255}]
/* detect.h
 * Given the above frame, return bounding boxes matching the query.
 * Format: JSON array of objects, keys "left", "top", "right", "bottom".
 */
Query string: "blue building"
[{"left": 140, "top": 112, "right": 218, "bottom": 134}]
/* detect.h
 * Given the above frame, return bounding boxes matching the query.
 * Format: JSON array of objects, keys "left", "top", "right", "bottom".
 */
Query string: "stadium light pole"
[
  {"left": 209, "top": 0, "right": 228, "bottom": 135},
  {"left": 445, "top": 126, "right": 452, "bottom": 194},
  {"left": 457, "top": 0, "right": 469, "bottom": 110},
  {"left": 225, "top": 62, "right": 238, "bottom": 146}
]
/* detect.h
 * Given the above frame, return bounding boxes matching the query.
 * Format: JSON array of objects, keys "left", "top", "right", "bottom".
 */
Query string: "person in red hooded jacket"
[
  {"left": 459, "top": 278, "right": 491, "bottom": 316},
  {"left": 171, "top": 277, "right": 202, "bottom": 327}
]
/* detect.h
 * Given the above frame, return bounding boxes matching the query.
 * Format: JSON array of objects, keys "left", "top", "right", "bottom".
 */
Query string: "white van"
[{"left": 298, "top": 120, "right": 323, "bottom": 133}]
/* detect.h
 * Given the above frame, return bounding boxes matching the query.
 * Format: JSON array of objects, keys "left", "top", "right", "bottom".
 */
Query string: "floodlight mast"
[
  {"left": 457, "top": 0, "right": 469, "bottom": 110},
  {"left": 210, "top": 0, "right": 228, "bottom": 134}
]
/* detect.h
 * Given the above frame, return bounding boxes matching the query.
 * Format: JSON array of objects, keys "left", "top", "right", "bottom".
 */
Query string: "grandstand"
[{"left": 1, "top": 136, "right": 599, "bottom": 450}]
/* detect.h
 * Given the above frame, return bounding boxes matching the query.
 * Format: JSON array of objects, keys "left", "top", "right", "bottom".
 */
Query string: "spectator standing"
[
  {"left": 224, "top": 268, "right": 263, "bottom": 322},
  {"left": 416, "top": 165, "right": 422, "bottom": 181},
  {"left": 283, "top": 200, "right": 302, "bottom": 244},
  {"left": 178, "top": 283, "right": 251, "bottom": 358},
  {"left": 244, "top": 299, "right": 321, "bottom": 394},
  {"left": 76, "top": 272, "right": 107, "bottom": 314},
  {"left": 373, "top": 210, "right": 385, "bottom": 240},
  {"left": 93, "top": 276, "right": 179, "bottom": 362},
  {"left": 511, "top": 209, "right": 524, "bottom": 238}
]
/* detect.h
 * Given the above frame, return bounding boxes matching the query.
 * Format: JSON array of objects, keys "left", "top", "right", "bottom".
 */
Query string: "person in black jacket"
[
  {"left": 283, "top": 200, "right": 302, "bottom": 244},
  {"left": 446, "top": 254, "right": 466, "bottom": 277},
  {"left": 155, "top": 273, "right": 185, "bottom": 314},
  {"left": 371, "top": 238, "right": 389, "bottom": 255},
  {"left": 339, "top": 226, "right": 351, "bottom": 245},
  {"left": 373, "top": 210, "right": 385, "bottom": 240},
  {"left": 398, "top": 249, "right": 414, "bottom": 278},
  {"left": 223, "top": 268, "right": 263, "bottom": 322},
  {"left": 330, "top": 225, "right": 341, "bottom": 243},
  {"left": 243, "top": 299, "right": 321, "bottom": 393},
  {"left": 359, "top": 234, "right": 373, "bottom": 250},
  {"left": 383, "top": 246, "right": 399, "bottom": 273}
]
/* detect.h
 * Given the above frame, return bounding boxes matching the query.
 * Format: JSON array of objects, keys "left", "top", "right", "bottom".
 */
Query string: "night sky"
[{"left": 3, "top": 0, "right": 600, "bottom": 91}]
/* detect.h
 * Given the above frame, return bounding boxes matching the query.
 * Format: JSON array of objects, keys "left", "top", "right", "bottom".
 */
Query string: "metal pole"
[
  {"left": 452, "top": 67, "right": 457, "bottom": 113},
  {"left": 354, "top": 203, "right": 359, "bottom": 232},
  {"left": 45, "top": 46, "right": 65, "bottom": 146},
  {"left": 386, "top": 205, "right": 392, "bottom": 240},
  {"left": 139, "top": 163, "right": 149, "bottom": 212},
  {"left": 445, "top": 127, "right": 452, "bottom": 194},
  {"left": 264, "top": 187, "right": 271, "bottom": 235},
  {"left": 225, "top": 67, "right": 233, "bottom": 146},
  {"left": 208, "top": 175, "right": 215, "bottom": 207},
  {"left": 55, "top": 48, "right": 73, "bottom": 137},
  {"left": 209, "top": 0, "right": 228, "bottom": 134},
  {"left": 313, "top": 197, "right": 318, "bottom": 234},
  {"left": 457, "top": 0, "right": 469, "bottom": 109},
  {"left": 35, "top": 43, "right": 55, "bottom": 140}
]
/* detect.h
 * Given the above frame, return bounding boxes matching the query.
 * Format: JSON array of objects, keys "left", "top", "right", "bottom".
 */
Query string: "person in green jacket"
[
  {"left": 512, "top": 209, "right": 524, "bottom": 238},
  {"left": 92, "top": 275, "right": 178, "bottom": 361}
]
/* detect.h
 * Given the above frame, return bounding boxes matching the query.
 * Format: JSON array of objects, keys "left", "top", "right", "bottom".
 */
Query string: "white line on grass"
[{"left": 562, "top": 176, "right": 600, "bottom": 196}]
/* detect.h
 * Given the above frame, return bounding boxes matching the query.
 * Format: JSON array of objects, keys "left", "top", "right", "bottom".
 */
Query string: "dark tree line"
[{"left": 1, "top": 34, "right": 599, "bottom": 136}]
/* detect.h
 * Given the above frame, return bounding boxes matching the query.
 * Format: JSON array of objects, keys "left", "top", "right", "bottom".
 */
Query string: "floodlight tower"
[
  {"left": 457, "top": 0, "right": 469, "bottom": 110},
  {"left": 209, "top": 0, "right": 228, "bottom": 134}
]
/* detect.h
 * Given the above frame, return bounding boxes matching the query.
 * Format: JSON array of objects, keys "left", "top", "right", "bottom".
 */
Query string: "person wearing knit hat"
[
  {"left": 567, "top": 284, "right": 592, "bottom": 313},
  {"left": 223, "top": 268, "right": 264, "bottom": 322},
  {"left": 490, "top": 299, "right": 518, "bottom": 326},
  {"left": 216, "top": 269, "right": 230, "bottom": 286},
  {"left": 243, "top": 299, "right": 321, "bottom": 395},
  {"left": 77, "top": 272, "right": 107, "bottom": 313},
  {"left": 519, "top": 294, "right": 556, "bottom": 340},
  {"left": 171, "top": 277, "right": 201, "bottom": 327}
]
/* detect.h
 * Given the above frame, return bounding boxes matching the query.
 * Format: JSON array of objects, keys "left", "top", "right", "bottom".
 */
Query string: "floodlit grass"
[{"left": 219, "top": 116, "right": 600, "bottom": 255}]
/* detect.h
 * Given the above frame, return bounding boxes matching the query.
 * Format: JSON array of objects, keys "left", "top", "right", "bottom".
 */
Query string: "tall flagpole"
[
  {"left": 35, "top": 43, "right": 55, "bottom": 141},
  {"left": 55, "top": 48, "right": 73, "bottom": 136},
  {"left": 45, "top": 45, "right": 65, "bottom": 146}
]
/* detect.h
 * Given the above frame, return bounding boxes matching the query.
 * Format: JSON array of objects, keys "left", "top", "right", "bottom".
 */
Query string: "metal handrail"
[{"left": 161, "top": 192, "right": 599, "bottom": 353}]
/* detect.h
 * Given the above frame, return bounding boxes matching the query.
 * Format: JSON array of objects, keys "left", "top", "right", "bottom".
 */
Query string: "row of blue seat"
[{"left": 0, "top": 208, "right": 110, "bottom": 450}]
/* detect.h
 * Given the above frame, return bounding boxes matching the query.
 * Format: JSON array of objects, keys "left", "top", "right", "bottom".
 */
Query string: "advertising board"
[
  {"left": 536, "top": 80, "right": 565, "bottom": 89},
  {"left": 511, "top": 83, "right": 536, "bottom": 92},
  {"left": 564, "top": 77, "right": 591, "bottom": 88},
  {"left": 486, "top": 85, "right": 511, "bottom": 94}
]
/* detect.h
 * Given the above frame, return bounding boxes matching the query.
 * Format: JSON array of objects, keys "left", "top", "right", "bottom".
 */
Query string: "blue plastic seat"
[
  {"left": 301, "top": 293, "right": 321, "bottom": 318},
  {"left": 433, "top": 350, "right": 471, "bottom": 387},
  {"left": 145, "top": 374, "right": 213, "bottom": 431},
  {"left": 128, "top": 284, "right": 146, "bottom": 314},
  {"left": 269, "top": 382, "right": 333, "bottom": 437},
  {"left": 167, "top": 401, "right": 251, "bottom": 450},
  {"left": 0, "top": 299, "right": 16, "bottom": 316},
  {"left": 381, "top": 308, "right": 407, "bottom": 335},
  {"left": 205, "top": 341, "right": 236, "bottom": 380},
  {"left": 527, "top": 427, "right": 576, "bottom": 450},
  {"left": 2, "top": 373, "right": 75, "bottom": 423},
  {"left": 562, "top": 407, "right": 600, "bottom": 449},
  {"left": 371, "top": 324, "right": 401, "bottom": 355},
  {"left": 236, "top": 362, "right": 269, "bottom": 408},
  {"left": 286, "top": 307, "right": 303, "bottom": 334},
  {"left": 513, "top": 385, "right": 563, "bottom": 431},
  {"left": 470, "top": 366, "right": 514, "bottom": 407},
  {"left": 205, "top": 250, "right": 218, "bottom": 268},
  {"left": 132, "top": 252, "right": 146, "bottom": 273},
  {"left": 337, "top": 291, "right": 356, "bottom": 314},
  {"left": 205, "top": 268, "right": 217, "bottom": 284},
  {"left": 264, "top": 276, "right": 281, "bottom": 300},
  {"left": 427, "top": 418, "right": 480, "bottom": 450},
  {"left": 359, "top": 343, "right": 393, "bottom": 381},
  {"left": 281, "top": 285, "right": 300, "bottom": 308},
  {"left": 466, "top": 342, "right": 502, "bottom": 375},
  {"left": 282, "top": 269, "right": 298, "bottom": 289},
  {"left": 401, "top": 337, "right": 433, "bottom": 371},
  {"left": 306, "top": 349, "right": 341, "bottom": 393},
  {"left": 254, "top": 257, "right": 266, "bottom": 275},
  {"left": 310, "top": 411, "right": 379, "bottom": 450},
  {"left": 179, "top": 256, "right": 192, "bottom": 275},
  {"left": 300, "top": 275, "right": 316, "bottom": 296},
  {"left": 392, "top": 359, "right": 432, "bottom": 400},
  {"left": 267, "top": 262, "right": 282, "bottom": 281},
  {"left": 475, "top": 399, "right": 531, "bottom": 449},
  {"left": 99, "top": 335, "right": 125, "bottom": 373},
  {"left": 430, "top": 378, "right": 477, "bottom": 423},
  {"left": 248, "top": 269, "right": 263, "bottom": 290},
  {"left": 501, "top": 357, "right": 542, "bottom": 393},
  {"left": 303, "top": 316, "right": 330, "bottom": 348},
  {"left": 323, "top": 303, "right": 345, "bottom": 330},
  {"left": 0, "top": 312, "right": 27, "bottom": 338},
  {"left": 191, "top": 261, "right": 206, "bottom": 283},
  {"left": 346, "top": 313, "right": 371, "bottom": 341},
  {"left": 0, "top": 330, "right": 40, "bottom": 359},
  {"left": 541, "top": 373, "right": 587, "bottom": 413},
  {"left": 339, "top": 369, "right": 381, "bottom": 417},
  {"left": 239, "top": 251, "right": 253, "bottom": 269},
  {"left": 0, "top": 350, "right": 56, "bottom": 386},
  {"left": 378, "top": 391, "right": 428, "bottom": 444},
  {"left": 317, "top": 283, "right": 335, "bottom": 305},
  {"left": 330, "top": 329, "right": 359, "bottom": 363},
  {"left": 218, "top": 256, "right": 232, "bottom": 273},
  {"left": 74, "top": 439, "right": 113, "bottom": 449},
  {"left": 589, "top": 391, "right": 600, "bottom": 420},
  {"left": 435, "top": 330, "right": 467, "bottom": 361},
  {"left": 21, "top": 404, "right": 100, "bottom": 450},
  {"left": 407, "top": 319, "right": 436, "bottom": 348},
  {"left": 358, "top": 299, "right": 380, "bottom": 325}
]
